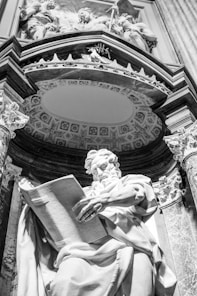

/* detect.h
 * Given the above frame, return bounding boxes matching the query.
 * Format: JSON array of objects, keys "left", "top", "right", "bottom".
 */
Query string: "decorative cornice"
[
  {"left": 0, "top": 55, "right": 37, "bottom": 98},
  {"left": 24, "top": 52, "right": 171, "bottom": 96},
  {"left": 0, "top": 34, "right": 194, "bottom": 96},
  {"left": 158, "top": 86, "right": 197, "bottom": 118},
  {"left": 19, "top": 32, "right": 186, "bottom": 89},
  {"left": 164, "top": 106, "right": 196, "bottom": 134}
]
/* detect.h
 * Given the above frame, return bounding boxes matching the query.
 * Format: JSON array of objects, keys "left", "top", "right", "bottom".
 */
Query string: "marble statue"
[
  {"left": 116, "top": 14, "right": 157, "bottom": 52},
  {"left": 19, "top": 0, "right": 60, "bottom": 40},
  {"left": 18, "top": 1, "right": 157, "bottom": 52},
  {"left": 17, "top": 149, "right": 176, "bottom": 296},
  {"left": 107, "top": 1, "right": 157, "bottom": 52}
]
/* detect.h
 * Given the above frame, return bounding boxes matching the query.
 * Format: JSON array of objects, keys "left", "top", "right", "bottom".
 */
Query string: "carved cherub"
[
  {"left": 19, "top": 0, "right": 60, "bottom": 40},
  {"left": 88, "top": 47, "right": 110, "bottom": 64}
]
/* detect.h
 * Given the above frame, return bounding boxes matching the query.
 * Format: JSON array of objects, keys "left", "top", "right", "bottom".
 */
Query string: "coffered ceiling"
[{"left": 22, "top": 78, "right": 163, "bottom": 151}]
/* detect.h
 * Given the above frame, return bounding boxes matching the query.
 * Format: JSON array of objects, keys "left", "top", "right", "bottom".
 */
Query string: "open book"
[{"left": 20, "top": 175, "right": 107, "bottom": 249}]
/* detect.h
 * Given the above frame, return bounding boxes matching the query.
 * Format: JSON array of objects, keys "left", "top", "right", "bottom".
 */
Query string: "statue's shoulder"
[
  {"left": 83, "top": 181, "right": 99, "bottom": 194},
  {"left": 83, "top": 185, "right": 92, "bottom": 193},
  {"left": 121, "top": 174, "right": 151, "bottom": 185}
]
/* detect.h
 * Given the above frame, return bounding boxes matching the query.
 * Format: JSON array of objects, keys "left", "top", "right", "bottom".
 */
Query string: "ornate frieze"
[
  {"left": 18, "top": 0, "right": 157, "bottom": 53},
  {"left": 24, "top": 51, "right": 171, "bottom": 96}
]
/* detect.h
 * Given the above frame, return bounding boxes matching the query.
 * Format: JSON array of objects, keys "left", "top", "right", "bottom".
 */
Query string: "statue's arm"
[
  {"left": 134, "top": 23, "right": 157, "bottom": 41},
  {"left": 106, "top": 183, "right": 145, "bottom": 206},
  {"left": 73, "top": 181, "right": 146, "bottom": 222},
  {"left": 20, "top": 3, "right": 41, "bottom": 21}
]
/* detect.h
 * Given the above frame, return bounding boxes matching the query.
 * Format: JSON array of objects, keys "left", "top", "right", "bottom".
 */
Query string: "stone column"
[
  {"left": 0, "top": 160, "right": 23, "bottom": 296},
  {"left": 154, "top": 168, "right": 197, "bottom": 296},
  {"left": 0, "top": 90, "right": 28, "bottom": 294},
  {"left": 164, "top": 121, "right": 197, "bottom": 210},
  {"left": 0, "top": 90, "right": 28, "bottom": 238}
]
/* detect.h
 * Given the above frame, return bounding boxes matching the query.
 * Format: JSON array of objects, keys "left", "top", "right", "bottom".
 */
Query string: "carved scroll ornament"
[
  {"left": 0, "top": 93, "right": 29, "bottom": 138},
  {"left": 164, "top": 121, "right": 197, "bottom": 167},
  {"left": 154, "top": 171, "right": 185, "bottom": 208}
]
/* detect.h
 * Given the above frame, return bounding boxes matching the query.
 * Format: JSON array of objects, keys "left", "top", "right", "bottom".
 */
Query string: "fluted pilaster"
[{"left": 156, "top": 0, "right": 197, "bottom": 81}]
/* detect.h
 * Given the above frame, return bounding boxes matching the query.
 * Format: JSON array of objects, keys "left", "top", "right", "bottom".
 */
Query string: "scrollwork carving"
[
  {"left": 164, "top": 121, "right": 197, "bottom": 167},
  {"left": 154, "top": 170, "right": 185, "bottom": 208},
  {"left": 0, "top": 92, "right": 29, "bottom": 138},
  {"left": 2, "top": 156, "right": 22, "bottom": 189}
]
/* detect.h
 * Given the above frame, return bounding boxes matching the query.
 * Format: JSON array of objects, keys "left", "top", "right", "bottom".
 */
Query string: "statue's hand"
[
  {"left": 72, "top": 194, "right": 108, "bottom": 223},
  {"left": 18, "top": 177, "right": 34, "bottom": 190}
]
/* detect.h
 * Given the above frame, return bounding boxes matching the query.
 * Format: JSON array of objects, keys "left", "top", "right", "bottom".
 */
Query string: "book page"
[{"left": 20, "top": 175, "right": 107, "bottom": 249}]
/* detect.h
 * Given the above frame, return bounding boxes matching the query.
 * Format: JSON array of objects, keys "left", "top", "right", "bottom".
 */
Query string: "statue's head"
[
  {"left": 78, "top": 7, "right": 92, "bottom": 23},
  {"left": 85, "top": 149, "right": 121, "bottom": 181},
  {"left": 46, "top": 0, "right": 56, "bottom": 10},
  {"left": 118, "top": 13, "right": 136, "bottom": 28}
]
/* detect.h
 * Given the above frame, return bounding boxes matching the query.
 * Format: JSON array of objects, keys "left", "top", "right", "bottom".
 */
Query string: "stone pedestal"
[{"left": 154, "top": 169, "right": 197, "bottom": 296}]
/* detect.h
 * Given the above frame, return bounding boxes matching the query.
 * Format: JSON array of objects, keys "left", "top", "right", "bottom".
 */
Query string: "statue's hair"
[
  {"left": 78, "top": 7, "right": 92, "bottom": 13},
  {"left": 46, "top": 0, "right": 56, "bottom": 5},
  {"left": 84, "top": 149, "right": 118, "bottom": 174}
]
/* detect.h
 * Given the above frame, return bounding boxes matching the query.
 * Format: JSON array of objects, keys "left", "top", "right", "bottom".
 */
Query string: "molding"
[
  {"left": 24, "top": 52, "right": 171, "bottom": 96},
  {"left": 165, "top": 106, "right": 195, "bottom": 134},
  {"left": 155, "top": 87, "right": 197, "bottom": 132}
]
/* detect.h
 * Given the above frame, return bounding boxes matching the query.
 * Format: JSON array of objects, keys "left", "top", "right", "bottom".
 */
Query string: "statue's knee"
[{"left": 50, "top": 274, "right": 68, "bottom": 292}]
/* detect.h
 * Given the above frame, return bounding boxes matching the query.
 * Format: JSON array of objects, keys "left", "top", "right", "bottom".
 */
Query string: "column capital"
[
  {"left": 164, "top": 120, "right": 197, "bottom": 166},
  {"left": 0, "top": 90, "right": 29, "bottom": 138},
  {"left": 154, "top": 169, "right": 185, "bottom": 208}
]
